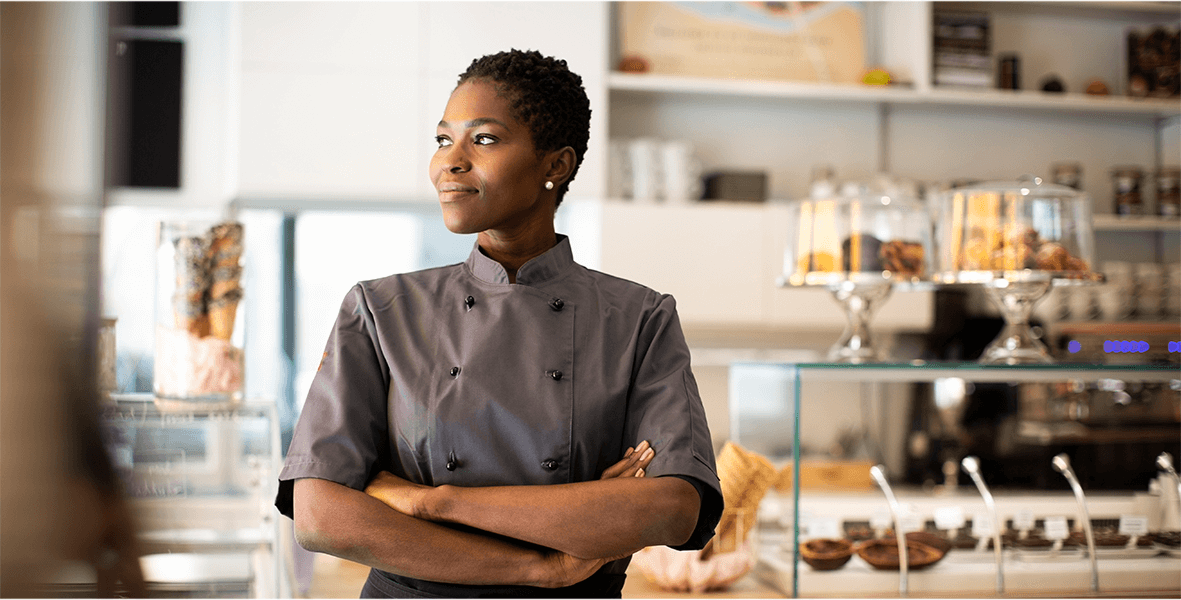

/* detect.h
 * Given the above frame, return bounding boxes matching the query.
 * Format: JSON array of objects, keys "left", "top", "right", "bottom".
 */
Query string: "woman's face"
[{"left": 430, "top": 80, "right": 552, "bottom": 236}]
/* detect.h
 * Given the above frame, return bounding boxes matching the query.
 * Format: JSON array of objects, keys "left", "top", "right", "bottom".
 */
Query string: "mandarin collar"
[{"left": 465, "top": 234, "right": 574, "bottom": 286}]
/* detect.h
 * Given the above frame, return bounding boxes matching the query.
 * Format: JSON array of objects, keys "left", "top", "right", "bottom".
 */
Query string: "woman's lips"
[{"left": 436, "top": 183, "right": 479, "bottom": 201}]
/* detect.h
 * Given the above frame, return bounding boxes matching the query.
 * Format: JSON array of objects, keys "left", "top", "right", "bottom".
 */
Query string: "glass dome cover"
[
  {"left": 782, "top": 192, "right": 932, "bottom": 287},
  {"left": 934, "top": 177, "right": 1099, "bottom": 283}
]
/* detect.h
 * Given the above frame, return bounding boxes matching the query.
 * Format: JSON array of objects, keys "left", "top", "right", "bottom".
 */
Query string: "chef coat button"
[
  {"left": 464, "top": 296, "right": 475, "bottom": 310},
  {"left": 450, "top": 366, "right": 461, "bottom": 377},
  {"left": 549, "top": 370, "right": 563, "bottom": 381},
  {"left": 446, "top": 460, "right": 457, "bottom": 471},
  {"left": 541, "top": 460, "right": 558, "bottom": 471},
  {"left": 549, "top": 298, "right": 564, "bottom": 311},
  {"left": 447, "top": 451, "right": 458, "bottom": 471}
]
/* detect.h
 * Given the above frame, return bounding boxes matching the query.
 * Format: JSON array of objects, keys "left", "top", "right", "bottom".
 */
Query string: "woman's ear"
[{"left": 544, "top": 146, "right": 577, "bottom": 187}]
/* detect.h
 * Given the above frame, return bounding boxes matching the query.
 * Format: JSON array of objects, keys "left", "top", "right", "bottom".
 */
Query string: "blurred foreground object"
[
  {"left": 633, "top": 442, "right": 772, "bottom": 592},
  {"left": 1, "top": 3, "right": 145, "bottom": 596}
]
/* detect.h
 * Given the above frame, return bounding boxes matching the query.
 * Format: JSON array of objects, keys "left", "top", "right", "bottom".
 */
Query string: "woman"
[{"left": 276, "top": 49, "right": 723, "bottom": 598}]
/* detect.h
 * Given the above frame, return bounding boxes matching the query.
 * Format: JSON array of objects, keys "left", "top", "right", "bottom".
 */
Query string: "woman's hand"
[
  {"left": 364, "top": 471, "right": 432, "bottom": 519},
  {"left": 599, "top": 440, "right": 654, "bottom": 480},
  {"left": 533, "top": 441, "right": 659, "bottom": 587}
]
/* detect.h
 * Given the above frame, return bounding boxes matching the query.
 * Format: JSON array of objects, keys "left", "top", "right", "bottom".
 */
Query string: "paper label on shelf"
[
  {"left": 900, "top": 515, "right": 923, "bottom": 533},
  {"left": 1044, "top": 516, "right": 1069, "bottom": 540},
  {"left": 808, "top": 517, "right": 842, "bottom": 539},
  {"left": 934, "top": 506, "right": 966, "bottom": 531},
  {"left": 1119, "top": 515, "right": 1149, "bottom": 536},
  {"left": 1013, "top": 509, "right": 1036, "bottom": 531},
  {"left": 972, "top": 513, "right": 994, "bottom": 538},
  {"left": 870, "top": 510, "right": 892, "bottom": 531}
]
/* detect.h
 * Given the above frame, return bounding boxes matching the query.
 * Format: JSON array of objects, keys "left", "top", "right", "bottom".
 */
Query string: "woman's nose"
[{"left": 439, "top": 144, "right": 471, "bottom": 173}]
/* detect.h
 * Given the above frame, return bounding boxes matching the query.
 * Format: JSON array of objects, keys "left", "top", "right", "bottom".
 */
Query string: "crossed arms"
[{"left": 292, "top": 442, "right": 702, "bottom": 589}]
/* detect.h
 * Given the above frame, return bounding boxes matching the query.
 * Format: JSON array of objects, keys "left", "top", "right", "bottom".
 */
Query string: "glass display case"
[
  {"left": 731, "top": 362, "right": 1181, "bottom": 598},
  {"left": 933, "top": 178, "right": 1102, "bottom": 364},
  {"left": 779, "top": 192, "right": 933, "bottom": 363},
  {"left": 101, "top": 394, "right": 283, "bottom": 598}
]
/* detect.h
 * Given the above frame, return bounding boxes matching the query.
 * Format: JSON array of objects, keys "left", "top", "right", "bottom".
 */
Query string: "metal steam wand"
[
  {"left": 962, "top": 456, "right": 1004, "bottom": 595},
  {"left": 1157, "top": 452, "right": 1181, "bottom": 506},
  {"left": 870, "top": 465, "right": 908, "bottom": 597},
  {"left": 1052, "top": 453, "right": 1098, "bottom": 593}
]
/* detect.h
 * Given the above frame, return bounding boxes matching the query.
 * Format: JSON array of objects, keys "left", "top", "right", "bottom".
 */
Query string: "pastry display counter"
[{"left": 731, "top": 362, "right": 1181, "bottom": 597}]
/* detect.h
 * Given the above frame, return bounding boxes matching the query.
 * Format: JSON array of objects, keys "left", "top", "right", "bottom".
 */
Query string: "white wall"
[{"left": 236, "top": 2, "right": 609, "bottom": 203}]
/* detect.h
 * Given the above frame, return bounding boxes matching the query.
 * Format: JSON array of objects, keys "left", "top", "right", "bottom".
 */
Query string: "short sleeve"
[
  {"left": 624, "top": 294, "right": 723, "bottom": 551},
  {"left": 275, "top": 284, "right": 391, "bottom": 519}
]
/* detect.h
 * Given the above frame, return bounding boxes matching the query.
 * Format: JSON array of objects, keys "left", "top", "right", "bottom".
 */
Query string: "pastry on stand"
[
  {"left": 780, "top": 188, "right": 933, "bottom": 363},
  {"left": 934, "top": 176, "right": 1101, "bottom": 364}
]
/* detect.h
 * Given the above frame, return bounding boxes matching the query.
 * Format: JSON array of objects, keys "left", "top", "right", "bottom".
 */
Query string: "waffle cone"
[
  {"left": 208, "top": 299, "right": 239, "bottom": 340},
  {"left": 703, "top": 442, "right": 776, "bottom": 558},
  {"left": 209, "top": 267, "right": 241, "bottom": 299},
  {"left": 178, "top": 314, "right": 210, "bottom": 338}
]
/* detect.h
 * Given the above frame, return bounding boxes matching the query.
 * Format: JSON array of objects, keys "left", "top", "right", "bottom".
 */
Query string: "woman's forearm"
[
  {"left": 293, "top": 478, "right": 598, "bottom": 588},
  {"left": 425, "top": 476, "right": 700, "bottom": 559}
]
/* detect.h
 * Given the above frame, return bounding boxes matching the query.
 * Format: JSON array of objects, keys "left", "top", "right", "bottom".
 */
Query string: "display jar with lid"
[
  {"left": 934, "top": 177, "right": 1100, "bottom": 364},
  {"left": 153, "top": 220, "right": 246, "bottom": 409},
  {"left": 781, "top": 190, "right": 932, "bottom": 362},
  {"left": 1157, "top": 166, "right": 1180, "bottom": 218},
  {"left": 1111, "top": 167, "right": 1144, "bottom": 216}
]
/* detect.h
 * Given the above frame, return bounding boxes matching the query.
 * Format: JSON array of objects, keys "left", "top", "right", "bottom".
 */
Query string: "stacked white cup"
[
  {"left": 1098, "top": 261, "right": 1135, "bottom": 321},
  {"left": 1136, "top": 262, "right": 1164, "bottom": 319},
  {"left": 1164, "top": 263, "right": 1181, "bottom": 317}
]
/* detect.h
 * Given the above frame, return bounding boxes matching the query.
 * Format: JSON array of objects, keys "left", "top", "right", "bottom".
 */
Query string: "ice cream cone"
[
  {"left": 208, "top": 288, "right": 242, "bottom": 340},
  {"left": 209, "top": 265, "right": 243, "bottom": 298},
  {"left": 206, "top": 222, "right": 243, "bottom": 268}
]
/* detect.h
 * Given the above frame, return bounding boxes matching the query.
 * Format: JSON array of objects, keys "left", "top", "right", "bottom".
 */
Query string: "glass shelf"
[{"left": 784, "top": 362, "right": 1181, "bottom": 383}]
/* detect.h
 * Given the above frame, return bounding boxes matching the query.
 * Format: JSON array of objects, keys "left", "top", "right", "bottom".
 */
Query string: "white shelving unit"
[{"left": 608, "top": 72, "right": 1181, "bottom": 119}]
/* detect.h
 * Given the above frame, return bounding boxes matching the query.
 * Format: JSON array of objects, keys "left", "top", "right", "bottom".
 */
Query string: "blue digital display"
[
  {"left": 1065, "top": 340, "right": 1181, "bottom": 353},
  {"left": 1104, "top": 340, "right": 1150, "bottom": 353}
]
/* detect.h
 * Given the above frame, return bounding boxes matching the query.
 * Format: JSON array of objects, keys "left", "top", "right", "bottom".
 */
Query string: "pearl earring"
[{"left": 545, "top": 181, "right": 554, "bottom": 190}]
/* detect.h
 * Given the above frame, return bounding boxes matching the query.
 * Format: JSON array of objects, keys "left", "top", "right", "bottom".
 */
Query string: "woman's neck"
[{"left": 477, "top": 226, "right": 557, "bottom": 284}]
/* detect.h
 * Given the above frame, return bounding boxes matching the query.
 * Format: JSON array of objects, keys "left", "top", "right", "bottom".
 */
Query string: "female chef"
[{"left": 276, "top": 49, "right": 723, "bottom": 598}]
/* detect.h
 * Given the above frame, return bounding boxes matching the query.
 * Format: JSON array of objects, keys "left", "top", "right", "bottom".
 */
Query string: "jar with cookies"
[
  {"left": 781, "top": 189, "right": 933, "bottom": 363},
  {"left": 153, "top": 220, "right": 246, "bottom": 409},
  {"left": 934, "top": 176, "right": 1101, "bottom": 364}
]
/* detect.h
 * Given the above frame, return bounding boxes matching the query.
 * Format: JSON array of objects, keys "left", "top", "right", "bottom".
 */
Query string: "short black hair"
[{"left": 458, "top": 49, "right": 591, "bottom": 208}]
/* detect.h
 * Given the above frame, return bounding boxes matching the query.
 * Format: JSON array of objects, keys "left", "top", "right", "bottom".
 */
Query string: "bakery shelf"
[
  {"left": 608, "top": 72, "right": 1181, "bottom": 118},
  {"left": 1092, "top": 214, "right": 1181, "bottom": 232}
]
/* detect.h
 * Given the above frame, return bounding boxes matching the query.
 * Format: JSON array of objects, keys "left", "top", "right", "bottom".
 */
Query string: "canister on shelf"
[
  {"left": 1110, "top": 167, "right": 1144, "bottom": 216},
  {"left": 1156, "top": 166, "right": 1180, "bottom": 218},
  {"left": 998, "top": 54, "right": 1020, "bottom": 90},
  {"left": 1051, "top": 162, "right": 1083, "bottom": 191}
]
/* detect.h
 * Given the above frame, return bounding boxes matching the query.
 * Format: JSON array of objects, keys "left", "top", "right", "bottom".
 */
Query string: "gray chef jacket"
[{"left": 277, "top": 234, "right": 723, "bottom": 598}]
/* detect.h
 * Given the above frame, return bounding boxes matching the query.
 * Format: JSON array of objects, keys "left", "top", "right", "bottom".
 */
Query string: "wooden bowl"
[
  {"left": 856, "top": 538, "right": 945, "bottom": 571},
  {"left": 799, "top": 538, "right": 854, "bottom": 571},
  {"left": 906, "top": 531, "right": 952, "bottom": 555}
]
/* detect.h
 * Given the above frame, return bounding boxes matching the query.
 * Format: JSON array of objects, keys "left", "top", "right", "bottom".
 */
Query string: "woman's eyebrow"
[{"left": 437, "top": 117, "right": 511, "bottom": 130}]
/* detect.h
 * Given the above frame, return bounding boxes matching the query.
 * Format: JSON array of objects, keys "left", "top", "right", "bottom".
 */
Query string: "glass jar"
[
  {"left": 1051, "top": 162, "right": 1083, "bottom": 191},
  {"left": 153, "top": 220, "right": 245, "bottom": 408},
  {"left": 934, "top": 177, "right": 1096, "bottom": 282},
  {"left": 1110, "top": 167, "right": 1144, "bottom": 216},
  {"left": 783, "top": 192, "right": 932, "bottom": 286},
  {"left": 1156, "top": 166, "right": 1180, "bottom": 218}
]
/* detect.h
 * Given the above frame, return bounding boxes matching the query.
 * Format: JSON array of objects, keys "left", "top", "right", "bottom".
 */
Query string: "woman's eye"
[
  {"left": 435, "top": 135, "right": 452, "bottom": 148},
  {"left": 474, "top": 134, "right": 496, "bottom": 146}
]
